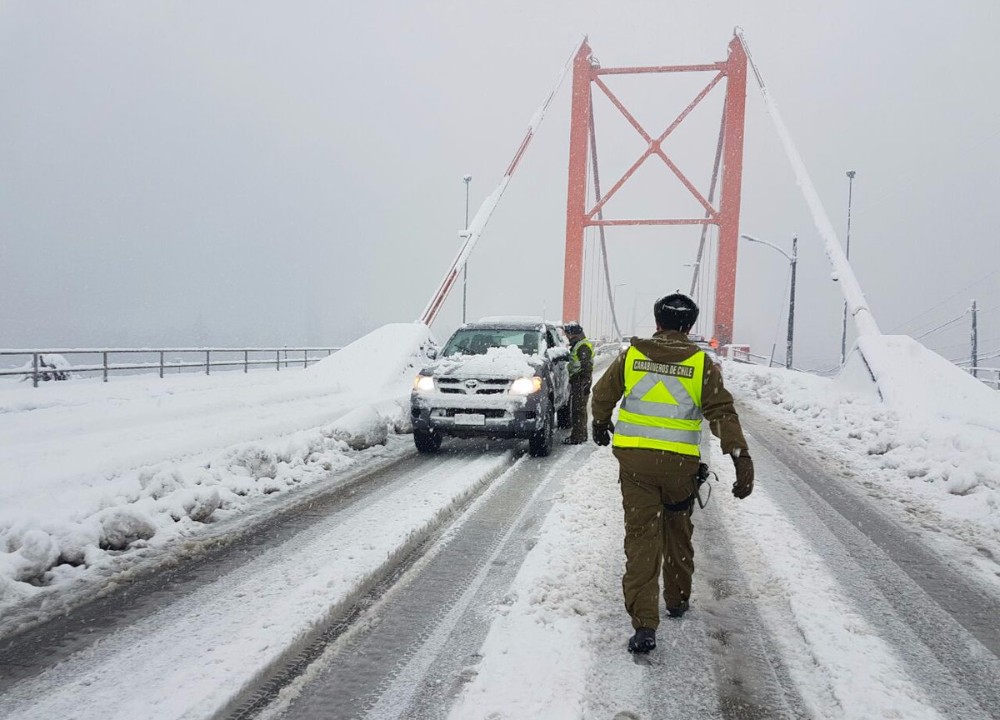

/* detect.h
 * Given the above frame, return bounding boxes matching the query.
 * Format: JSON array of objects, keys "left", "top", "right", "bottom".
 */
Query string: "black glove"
[
  {"left": 592, "top": 421, "right": 613, "bottom": 447},
  {"left": 731, "top": 452, "right": 754, "bottom": 499}
]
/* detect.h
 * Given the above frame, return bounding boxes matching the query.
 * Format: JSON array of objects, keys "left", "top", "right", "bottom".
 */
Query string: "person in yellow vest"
[
  {"left": 591, "top": 293, "right": 754, "bottom": 654},
  {"left": 562, "top": 321, "right": 594, "bottom": 445}
]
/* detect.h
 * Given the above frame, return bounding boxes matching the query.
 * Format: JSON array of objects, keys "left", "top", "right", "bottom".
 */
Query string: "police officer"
[
  {"left": 590, "top": 294, "right": 754, "bottom": 654},
  {"left": 562, "top": 321, "right": 594, "bottom": 445}
]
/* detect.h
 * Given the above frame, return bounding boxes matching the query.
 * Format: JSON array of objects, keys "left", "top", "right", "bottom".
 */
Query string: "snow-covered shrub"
[
  {"left": 327, "top": 406, "right": 389, "bottom": 450},
  {"left": 17, "top": 354, "right": 73, "bottom": 382},
  {"left": 97, "top": 507, "right": 157, "bottom": 550},
  {"left": 139, "top": 468, "right": 184, "bottom": 500},
  {"left": 229, "top": 446, "right": 279, "bottom": 480},
  {"left": 6, "top": 530, "right": 60, "bottom": 582},
  {"left": 158, "top": 487, "right": 222, "bottom": 523},
  {"left": 53, "top": 524, "right": 101, "bottom": 566}
]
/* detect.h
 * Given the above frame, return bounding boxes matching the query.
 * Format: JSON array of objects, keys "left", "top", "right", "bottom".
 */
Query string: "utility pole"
[
  {"left": 787, "top": 236, "right": 798, "bottom": 369},
  {"left": 462, "top": 175, "right": 472, "bottom": 324},
  {"left": 971, "top": 299, "right": 978, "bottom": 378},
  {"left": 841, "top": 170, "right": 856, "bottom": 364}
]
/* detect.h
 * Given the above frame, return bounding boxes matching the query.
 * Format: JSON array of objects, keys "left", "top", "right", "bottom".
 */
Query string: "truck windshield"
[{"left": 441, "top": 329, "right": 543, "bottom": 357}]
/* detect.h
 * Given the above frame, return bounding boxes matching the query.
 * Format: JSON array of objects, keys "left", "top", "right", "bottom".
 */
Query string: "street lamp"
[
  {"left": 841, "top": 170, "right": 856, "bottom": 364},
  {"left": 462, "top": 175, "right": 472, "bottom": 324},
  {"left": 740, "top": 233, "right": 799, "bottom": 369}
]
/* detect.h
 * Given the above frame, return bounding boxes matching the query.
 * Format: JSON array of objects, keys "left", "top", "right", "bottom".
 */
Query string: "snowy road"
[
  {"left": 2, "top": 366, "right": 1000, "bottom": 718},
  {"left": 743, "top": 407, "right": 1000, "bottom": 714},
  {"left": 247, "top": 444, "right": 595, "bottom": 720},
  {"left": 2, "top": 413, "right": 999, "bottom": 719},
  {"left": 445, "top": 410, "right": 1000, "bottom": 719},
  {"left": 0, "top": 442, "right": 520, "bottom": 719}
]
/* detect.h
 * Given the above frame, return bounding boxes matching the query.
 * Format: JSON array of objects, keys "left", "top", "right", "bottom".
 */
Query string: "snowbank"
[
  {"left": 727, "top": 360, "right": 1000, "bottom": 566},
  {"left": 308, "top": 322, "right": 436, "bottom": 387},
  {"left": 851, "top": 334, "right": 1000, "bottom": 431},
  {"left": 0, "top": 323, "right": 434, "bottom": 619}
]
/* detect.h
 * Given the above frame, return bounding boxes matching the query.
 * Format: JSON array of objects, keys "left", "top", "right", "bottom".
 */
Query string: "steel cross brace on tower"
[{"left": 562, "top": 36, "right": 748, "bottom": 345}]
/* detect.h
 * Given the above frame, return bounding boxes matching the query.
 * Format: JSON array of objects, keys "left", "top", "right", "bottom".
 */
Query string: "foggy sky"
[{"left": 2, "top": 1, "right": 998, "bottom": 371}]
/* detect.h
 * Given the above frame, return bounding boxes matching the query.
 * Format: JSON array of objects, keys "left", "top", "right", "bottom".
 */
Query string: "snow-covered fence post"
[
  {"left": 275, "top": 350, "right": 280, "bottom": 371},
  {"left": 303, "top": 349, "right": 308, "bottom": 368},
  {"left": 32, "top": 352, "right": 39, "bottom": 388},
  {"left": 205, "top": 350, "right": 211, "bottom": 375},
  {"left": 159, "top": 351, "right": 165, "bottom": 379},
  {"left": 103, "top": 352, "right": 109, "bottom": 382},
  {"left": 244, "top": 350, "right": 249, "bottom": 373}
]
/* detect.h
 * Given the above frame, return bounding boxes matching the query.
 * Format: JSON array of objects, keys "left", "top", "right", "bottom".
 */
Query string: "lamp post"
[
  {"left": 740, "top": 233, "right": 798, "bottom": 369},
  {"left": 462, "top": 175, "right": 472, "bottom": 324},
  {"left": 613, "top": 283, "right": 627, "bottom": 339},
  {"left": 841, "top": 170, "right": 856, "bottom": 364}
]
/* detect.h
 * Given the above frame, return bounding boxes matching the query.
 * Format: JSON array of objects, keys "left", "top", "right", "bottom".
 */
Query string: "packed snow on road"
[{"left": 1, "top": 326, "right": 998, "bottom": 719}]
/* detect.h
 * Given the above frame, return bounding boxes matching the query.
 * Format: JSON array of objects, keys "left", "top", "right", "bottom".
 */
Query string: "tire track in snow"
[
  {"left": 0, "top": 444, "right": 518, "bottom": 720},
  {"left": 737, "top": 407, "right": 1000, "bottom": 718},
  {"left": 251, "top": 444, "right": 593, "bottom": 720}
]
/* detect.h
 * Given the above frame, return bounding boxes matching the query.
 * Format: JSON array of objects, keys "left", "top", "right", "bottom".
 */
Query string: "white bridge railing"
[
  {"left": 0, "top": 347, "right": 340, "bottom": 387},
  {"left": 968, "top": 367, "right": 1000, "bottom": 390}
]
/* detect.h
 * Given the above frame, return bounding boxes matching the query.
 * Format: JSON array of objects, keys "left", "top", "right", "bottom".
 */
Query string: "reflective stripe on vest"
[
  {"left": 569, "top": 338, "right": 594, "bottom": 376},
  {"left": 612, "top": 346, "right": 706, "bottom": 456}
]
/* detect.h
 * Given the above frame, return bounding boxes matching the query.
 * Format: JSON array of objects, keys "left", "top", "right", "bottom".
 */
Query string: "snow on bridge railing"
[
  {"left": 0, "top": 347, "right": 341, "bottom": 388},
  {"left": 967, "top": 366, "right": 1000, "bottom": 390}
]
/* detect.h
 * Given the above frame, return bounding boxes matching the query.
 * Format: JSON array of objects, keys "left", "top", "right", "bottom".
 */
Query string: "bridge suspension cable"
[
  {"left": 586, "top": 95, "right": 623, "bottom": 339},
  {"left": 689, "top": 98, "right": 728, "bottom": 304},
  {"left": 735, "top": 27, "right": 881, "bottom": 341},
  {"left": 418, "top": 37, "right": 585, "bottom": 326}
]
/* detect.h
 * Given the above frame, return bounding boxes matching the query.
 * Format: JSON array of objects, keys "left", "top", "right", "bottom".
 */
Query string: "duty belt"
[{"left": 663, "top": 463, "right": 716, "bottom": 513}]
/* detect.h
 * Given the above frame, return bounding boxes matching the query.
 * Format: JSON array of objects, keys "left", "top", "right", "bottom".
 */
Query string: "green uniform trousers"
[
  {"left": 620, "top": 468, "right": 696, "bottom": 630},
  {"left": 567, "top": 378, "right": 590, "bottom": 442}
]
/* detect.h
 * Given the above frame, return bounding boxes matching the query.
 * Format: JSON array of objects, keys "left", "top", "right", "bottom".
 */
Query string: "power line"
[
  {"left": 886, "top": 267, "right": 999, "bottom": 333},
  {"left": 976, "top": 346, "right": 1000, "bottom": 361},
  {"left": 912, "top": 310, "right": 969, "bottom": 341},
  {"left": 976, "top": 300, "right": 1000, "bottom": 316}
]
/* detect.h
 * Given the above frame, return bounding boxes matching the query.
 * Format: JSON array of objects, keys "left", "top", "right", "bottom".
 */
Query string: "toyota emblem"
[{"left": 465, "top": 379, "right": 479, "bottom": 389}]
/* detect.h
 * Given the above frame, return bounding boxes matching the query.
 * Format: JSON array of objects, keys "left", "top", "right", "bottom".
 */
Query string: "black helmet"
[
  {"left": 654, "top": 294, "right": 699, "bottom": 332},
  {"left": 563, "top": 321, "right": 584, "bottom": 336}
]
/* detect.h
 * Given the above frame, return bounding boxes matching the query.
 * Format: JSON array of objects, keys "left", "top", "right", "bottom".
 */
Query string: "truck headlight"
[
  {"left": 509, "top": 376, "right": 542, "bottom": 395},
  {"left": 413, "top": 375, "right": 435, "bottom": 392}
]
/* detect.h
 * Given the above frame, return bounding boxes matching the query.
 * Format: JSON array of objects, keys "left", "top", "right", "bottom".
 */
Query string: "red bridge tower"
[{"left": 563, "top": 36, "right": 748, "bottom": 345}]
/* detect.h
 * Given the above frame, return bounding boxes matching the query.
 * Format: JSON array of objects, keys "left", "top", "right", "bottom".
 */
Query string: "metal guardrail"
[
  {"left": 968, "top": 366, "right": 1000, "bottom": 390},
  {"left": 0, "top": 348, "right": 341, "bottom": 387}
]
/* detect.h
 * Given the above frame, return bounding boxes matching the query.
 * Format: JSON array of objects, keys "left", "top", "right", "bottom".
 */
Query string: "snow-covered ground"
[
  {"left": 0, "top": 323, "right": 435, "bottom": 627},
  {"left": 3, "top": 328, "right": 1000, "bottom": 719},
  {"left": 446, "top": 356, "right": 1000, "bottom": 719},
  {"left": 733, "top": 343, "right": 1000, "bottom": 585}
]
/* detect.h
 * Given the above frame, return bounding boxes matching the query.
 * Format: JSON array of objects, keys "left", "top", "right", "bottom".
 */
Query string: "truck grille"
[{"left": 436, "top": 378, "right": 509, "bottom": 395}]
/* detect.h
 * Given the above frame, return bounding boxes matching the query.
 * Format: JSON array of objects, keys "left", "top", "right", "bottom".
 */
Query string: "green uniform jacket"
[
  {"left": 570, "top": 338, "right": 594, "bottom": 387},
  {"left": 591, "top": 330, "right": 748, "bottom": 477}
]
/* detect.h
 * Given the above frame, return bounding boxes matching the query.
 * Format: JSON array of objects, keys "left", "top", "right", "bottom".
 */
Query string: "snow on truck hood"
[{"left": 425, "top": 346, "right": 538, "bottom": 378}]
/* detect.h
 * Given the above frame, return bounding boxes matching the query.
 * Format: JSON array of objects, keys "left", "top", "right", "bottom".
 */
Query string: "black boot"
[
  {"left": 667, "top": 600, "right": 689, "bottom": 618},
  {"left": 627, "top": 627, "right": 656, "bottom": 654}
]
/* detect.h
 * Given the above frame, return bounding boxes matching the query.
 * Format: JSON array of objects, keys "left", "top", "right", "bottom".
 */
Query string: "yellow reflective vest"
[
  {"left": 612, "top": 345, "right": 705, "bottom": 456},
  {"left": 569, "top": 338, "right": 594, "bottom": 377}
]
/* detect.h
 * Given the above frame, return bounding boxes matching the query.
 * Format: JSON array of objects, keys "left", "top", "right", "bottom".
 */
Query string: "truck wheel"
[
  {"left": 529, "top": 405, "right": 554, "bottom": 457},
  {"left": 556, "top": 403, "right": 571, "bottom": 429},
  {"left": 414, "top": 429, "right": 442, "bottom": 454}
]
